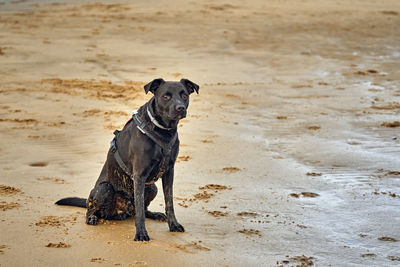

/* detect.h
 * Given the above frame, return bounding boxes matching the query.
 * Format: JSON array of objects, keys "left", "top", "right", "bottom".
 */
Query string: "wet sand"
[{"left": 1, "top": 0, "right": 400, "bottom": 266}]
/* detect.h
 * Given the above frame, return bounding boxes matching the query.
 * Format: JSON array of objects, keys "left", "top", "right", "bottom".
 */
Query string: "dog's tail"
[{"left": 55, "top": 197, "right": 87, "bottom": 208}]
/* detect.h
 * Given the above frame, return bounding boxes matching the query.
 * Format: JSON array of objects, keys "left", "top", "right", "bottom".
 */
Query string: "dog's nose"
[{"left": 176, "top": 105, "right": 186, "bottom": 112}]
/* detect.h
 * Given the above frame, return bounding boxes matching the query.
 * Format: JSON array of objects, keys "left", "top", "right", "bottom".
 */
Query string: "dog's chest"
[
  {"left": 146, "top": 156, "right": 170, "bottom": 184},
  {"left": 111, "top": 153, "right": 171, "bottom": 193}
]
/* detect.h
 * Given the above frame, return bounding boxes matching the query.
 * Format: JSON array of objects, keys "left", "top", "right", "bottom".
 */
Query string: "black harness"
[{"left": 110, "top": 104, "right": 177, "bottom": 185}]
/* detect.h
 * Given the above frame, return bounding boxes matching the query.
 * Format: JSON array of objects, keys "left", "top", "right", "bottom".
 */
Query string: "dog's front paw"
[
  {"left": 169, "top": 222, "right": 185, "bottom": 232},
  {"left": 86, "top": 215, "right": 99, "bottom": 225},
  {"left": 134, "top": 229, "right": 150, "bottom": 241}
]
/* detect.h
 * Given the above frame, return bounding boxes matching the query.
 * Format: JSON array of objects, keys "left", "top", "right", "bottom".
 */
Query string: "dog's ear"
[
  {"left": 180, "top": 79, "right": 199, "bottom": 94},
  {"left": 144, "top": 78, "right": 165, "bottom": 94}
]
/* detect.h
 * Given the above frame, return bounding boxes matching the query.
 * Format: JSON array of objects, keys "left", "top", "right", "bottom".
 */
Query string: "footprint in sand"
[
  {"left": 381, "top": 121, "right": 400, "bottom": 128},
  {"left": 222, "top": 167, "right": 241, "bottom": 173},
  {"left": 278, "top": 255, "right": 315, "bottom": 266},
  {"left": 0, "top": 118, "right": 38, "bottom": 124},
  {"left": 45, "top": 242, "right": 70, "bottom": 248},
  {"left": 176, "top": 184, "right": 232, "bottom": 207},
  {"left": 169, "top": 72, "right": 183, "bottom": 78},
  {"left": 44, "top": 121, "right": 66, "bottom": 127},
  {"left": 207, "top": 210, "right": 228, "bottom": 218},
  {"left": 307, "top": 126, "right": 320, "bottom": 130},
  {"left": 301, "top": 192, "right": 320, "bottom": 198},
  {"left": 388, "top": 256, "right": 400, "bottom": 261},
  {"left": 378, "top": 236, "right": 398, "bottom": 242},
  {"left": 29, "top": 162, "right": 48, "bottom": 167},
  {"left": 37, "top": 177, "right": 66, "bottom": 184},
  {"left": 0, "top": 201, "right": 20, "bottom": 211},
  {"left": 199, "top": 184, "right": 232, "bottom": 191},
  {"left": 289, "top": 192, "right": 320, "bottom": 198},
  {"left": 292, "top": 84, "right": 312, "bottom": 89},
  {"left": 177, "top": 155, "right": 191, "bottom": 162},
  {"left": 0, "top": 245, "right": 10, "bottom": 254},
  {"left": 371, "top": 102, "right": 400, "bottom": 110},
  {"left": 34, "top": 215, "right": 78, "bottom": 228},
  {"left": 354, "top": 69, "right": 379, "bottom": 76},
  {"left": 237, "top": 211, "right": 258, "bottom": 217},
  {"left": 193, "top": 191, "right": 214, "bottom": 202},
  {"left": 306, "top": 172, "right": 322, "bottom": 176},
  {"left": 380, "top": 169, "right": 400, "bottom": 176},
  {"left": 237, "top": 229, "right": 262, "bottom": 237},
  {"left": 0, "top": 185, "right": 23, "bottom": 195},
  {"left": 318, "top": 82, "right": 329, "bottom": 86},
  {"left": 171, "top": 241, "right": 210, "bottom": 254},
  {"left": 90, "top": 258, "right": 107, "bottom": 263},
  {"left": 361, "top": 253, "right": 376, "bottom": 258},
  {"left": 381, "top": 10, "right": 399, "bottom": 15}
]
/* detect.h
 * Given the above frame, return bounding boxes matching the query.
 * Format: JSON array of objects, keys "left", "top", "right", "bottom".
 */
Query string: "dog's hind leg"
[
  {"left": 86, "top": 182, "right": 115, "bottom": 225},
  {"left": 144, "top": 184, "right": 167, "bottom": 221}
]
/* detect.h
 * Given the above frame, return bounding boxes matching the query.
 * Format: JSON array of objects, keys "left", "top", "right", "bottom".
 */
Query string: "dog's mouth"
[{"left": 170, "top": 111, "right": 186, "bottom": 120}]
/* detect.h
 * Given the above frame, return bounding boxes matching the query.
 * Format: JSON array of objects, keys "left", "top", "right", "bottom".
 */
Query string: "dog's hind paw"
[
  {"left": 145, "top": 210, "right": 167, "bottom": 221},
  {"left": 86, "top": 215, "right": 99, "bottom": 225}
]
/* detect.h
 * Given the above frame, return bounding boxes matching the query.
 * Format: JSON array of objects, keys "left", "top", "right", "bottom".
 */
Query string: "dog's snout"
[{"left": 176, "top": 105, "right": 186, "bottom": 112}]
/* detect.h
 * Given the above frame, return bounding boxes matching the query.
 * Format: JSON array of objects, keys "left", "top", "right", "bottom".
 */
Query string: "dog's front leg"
[
  {"left": 133, "top": 175, "right": 149, "bottom": 241},
  {"left": 162, "top": 167, "right": 184, "bottom": 232}
]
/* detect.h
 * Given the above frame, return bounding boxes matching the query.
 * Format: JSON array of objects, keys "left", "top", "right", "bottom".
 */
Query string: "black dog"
[{"left": 56, "top": 78, "right": 199, "bottom": 241}]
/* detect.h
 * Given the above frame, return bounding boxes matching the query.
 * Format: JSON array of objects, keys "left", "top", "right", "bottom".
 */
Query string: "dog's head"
[{"left": 144, "top": 78, "right": 199, "bottom": 121}]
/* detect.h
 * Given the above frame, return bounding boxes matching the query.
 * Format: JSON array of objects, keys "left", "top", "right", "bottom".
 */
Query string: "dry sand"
[{"left": 1, "top": 0, "right": 400, "bottom": 266}]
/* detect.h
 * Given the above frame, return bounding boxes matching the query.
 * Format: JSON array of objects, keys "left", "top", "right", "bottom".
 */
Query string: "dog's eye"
[
  {"left": 163, "top": 94, "right": 171, "bottom": 100},
  {"left": 181, "top": 94, "right": 188, "bottom": 100}
]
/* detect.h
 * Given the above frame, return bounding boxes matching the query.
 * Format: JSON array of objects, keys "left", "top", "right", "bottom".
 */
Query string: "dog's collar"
[{"left": 146, "top": 106, "right": 172, "bottom": 131}]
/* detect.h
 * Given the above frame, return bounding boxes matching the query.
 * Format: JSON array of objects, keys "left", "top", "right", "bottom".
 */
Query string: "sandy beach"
[{"left": 1, "top": 0, "right": 400, "bottom": 266}]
